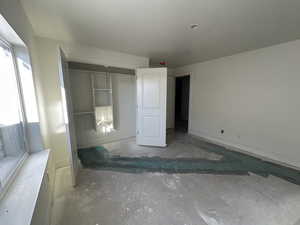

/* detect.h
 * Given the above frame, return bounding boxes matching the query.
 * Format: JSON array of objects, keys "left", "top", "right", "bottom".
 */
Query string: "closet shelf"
[
  {"left": 95, "top": 104, "right": 112, "bottom": 107},
  {"left": 94, "top": 88, "right": 112, "bottom": 92},
  {"left": 73, "top": 111, "right": 94, "bottom": 116}
]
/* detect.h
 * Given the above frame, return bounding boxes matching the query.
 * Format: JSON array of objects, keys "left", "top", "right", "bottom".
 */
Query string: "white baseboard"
[{"left": 189, "top": 130, "right": 300, "bottom": 171}]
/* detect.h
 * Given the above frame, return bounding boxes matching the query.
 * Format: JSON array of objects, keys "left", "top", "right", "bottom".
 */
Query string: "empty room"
[{"left": 0, "top": 0, "right": 300, "bottom": 225}]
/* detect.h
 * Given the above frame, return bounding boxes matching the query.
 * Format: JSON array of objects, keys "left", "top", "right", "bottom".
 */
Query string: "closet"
[{"left": 68, "top": 61, "right": 135, "bottom": 147}]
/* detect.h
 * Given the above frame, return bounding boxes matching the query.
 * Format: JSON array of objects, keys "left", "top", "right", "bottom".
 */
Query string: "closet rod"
[
  {"left": 68, "top": 68, "right": 135, "bottom": 76},
  {"left": 68, "top": 61, "right": 135, "bottom": 75}
]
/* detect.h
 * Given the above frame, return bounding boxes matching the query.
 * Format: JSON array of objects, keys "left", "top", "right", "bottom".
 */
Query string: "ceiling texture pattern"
[{"left": 20, "top": 0, "right": 300, "bottom": 67}]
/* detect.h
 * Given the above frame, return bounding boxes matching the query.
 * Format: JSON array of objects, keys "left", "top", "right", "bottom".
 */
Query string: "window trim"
[
  {"left": 0, "top": 152, "right": 28, "bottom": 200},
  {"left": 0, "top": 36, "right": 30, "bottom": 199}
]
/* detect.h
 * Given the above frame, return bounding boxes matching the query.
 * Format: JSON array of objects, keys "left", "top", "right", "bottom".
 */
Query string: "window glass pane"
[
  {"left": 0, "top": 41, "right": 27, "bottom": 191},
  {"left": 15, "top": 47, "right": 39, "bottom": 123}
]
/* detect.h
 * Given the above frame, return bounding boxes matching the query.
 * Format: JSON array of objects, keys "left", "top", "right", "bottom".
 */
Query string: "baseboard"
[{"left": 189, "top": 130, "right": 300, "bottom": 171}]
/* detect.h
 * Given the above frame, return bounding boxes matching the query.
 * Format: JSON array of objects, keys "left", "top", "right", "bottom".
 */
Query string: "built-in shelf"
[
  {"left": 73, "top": 111, "right": 94, "bottom": 116},
  {"left": 70, "top": 67, "right": 114, "bottom": 131},
  {"left": 95, "top": 104, "right": 111, "bottom": 107},
  {"left": 94, "top": 89, "right": 112, "bottom": 92}
]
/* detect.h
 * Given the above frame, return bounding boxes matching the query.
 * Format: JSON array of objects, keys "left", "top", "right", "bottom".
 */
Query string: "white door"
[
  {"left": 58, "top": 49, "right": 78, "bottom": 186},
  {"left": 136, "top": 68, "right": 167, "bottom": 147}
]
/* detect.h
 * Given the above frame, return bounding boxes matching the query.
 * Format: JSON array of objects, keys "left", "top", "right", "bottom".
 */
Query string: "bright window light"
[
  {"left": 0, "top": 39, "right": 27, "bottom": 196},
  {"left": 0, "top": 43, "right": 22, "bottom": 126},
  {"left": 17, "top": 55, "right": 39, "bottom": 123}
]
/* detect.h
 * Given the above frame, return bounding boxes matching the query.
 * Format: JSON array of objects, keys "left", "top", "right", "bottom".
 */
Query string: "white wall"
[
  {"left": 36, "top": 38, "right": 69, "bottom": 169},
  {"left": 174, "top": 39, "right": 300, "bottom": 168}
]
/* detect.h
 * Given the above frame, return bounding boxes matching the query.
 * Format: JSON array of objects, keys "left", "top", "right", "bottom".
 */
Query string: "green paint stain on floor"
[{"left": 78, "top": 139, "right": 300, "bottom": 185}]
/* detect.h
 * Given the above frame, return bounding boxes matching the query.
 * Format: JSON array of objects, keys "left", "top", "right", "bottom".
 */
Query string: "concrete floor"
[
  {"left": 102, "top": 133, "right": 223, "bottom": 160},
  {"left": 51, "top": 135, "right": 300, "bottom": 225}
]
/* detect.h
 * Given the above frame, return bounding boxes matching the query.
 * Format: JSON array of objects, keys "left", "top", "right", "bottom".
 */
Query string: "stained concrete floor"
[{"left": 51, "top": 134, "right": 300, "bottom": 225}]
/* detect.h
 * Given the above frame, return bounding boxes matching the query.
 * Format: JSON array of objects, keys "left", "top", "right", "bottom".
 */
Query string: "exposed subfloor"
[{"left": 52, "top": 134, "right": 300, "bottom": 225}]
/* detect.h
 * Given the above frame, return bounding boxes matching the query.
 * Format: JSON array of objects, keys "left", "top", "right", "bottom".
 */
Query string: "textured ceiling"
[{"left": 20, "top": 0, "right": 300, "bottom": 67}]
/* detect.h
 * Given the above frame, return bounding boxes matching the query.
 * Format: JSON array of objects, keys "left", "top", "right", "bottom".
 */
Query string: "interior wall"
[
  {"left": 174, "top": 39, "right": 300, "bottom": 168},
  {"left": 36, "top": 38, "right": 69, "bottom": 169}
]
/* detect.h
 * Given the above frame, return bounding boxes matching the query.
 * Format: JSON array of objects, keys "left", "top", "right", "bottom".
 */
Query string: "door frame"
[
  {"left": 58, "top": 48, "right": 78, "bottom": 186},
  {"left": 173, "top": 72, "right": 192, "bottom": 133}
]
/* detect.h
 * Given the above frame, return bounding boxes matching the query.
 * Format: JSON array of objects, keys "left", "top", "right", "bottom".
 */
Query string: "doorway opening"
[{"left": 175, "top": 75, "right": 190, "bottom": 132}]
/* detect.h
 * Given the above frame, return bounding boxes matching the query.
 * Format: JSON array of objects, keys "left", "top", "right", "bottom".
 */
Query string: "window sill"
[
  {"left": 0, "top": 153, "right": 28, "bottom": 197},
  {"left": 0, "top": 150, "right": 50, "bottom": 225},
  {"left": 0, "top": 156, "right": 23, "bottom": 182}
]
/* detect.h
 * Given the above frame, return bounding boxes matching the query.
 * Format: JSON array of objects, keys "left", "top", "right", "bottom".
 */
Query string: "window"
[{"left": 0, "top": 38, "right": 28, "bottom": 195}]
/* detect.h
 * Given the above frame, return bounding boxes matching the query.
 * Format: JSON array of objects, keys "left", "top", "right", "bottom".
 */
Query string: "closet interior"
[{"left": 68, "top": 61, "right": 135, "bottom": 147}]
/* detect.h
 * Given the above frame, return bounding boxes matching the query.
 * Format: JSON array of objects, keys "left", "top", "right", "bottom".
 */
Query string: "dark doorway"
[{"left": 175, "top": 75, "right": 190, "bottom": 132}]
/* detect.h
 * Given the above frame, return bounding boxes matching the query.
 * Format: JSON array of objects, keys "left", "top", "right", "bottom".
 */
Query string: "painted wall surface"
[
  {"left": 36, "top": 38, "right": 69, "bottom": 169},
  {"left": 174, "top": 40, "right": 300, "bottom": 168}
]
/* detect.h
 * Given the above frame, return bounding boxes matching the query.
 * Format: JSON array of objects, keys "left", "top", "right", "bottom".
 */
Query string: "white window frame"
[{"left": 0, "top": 36, "right": 30, "bottom": 199}]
